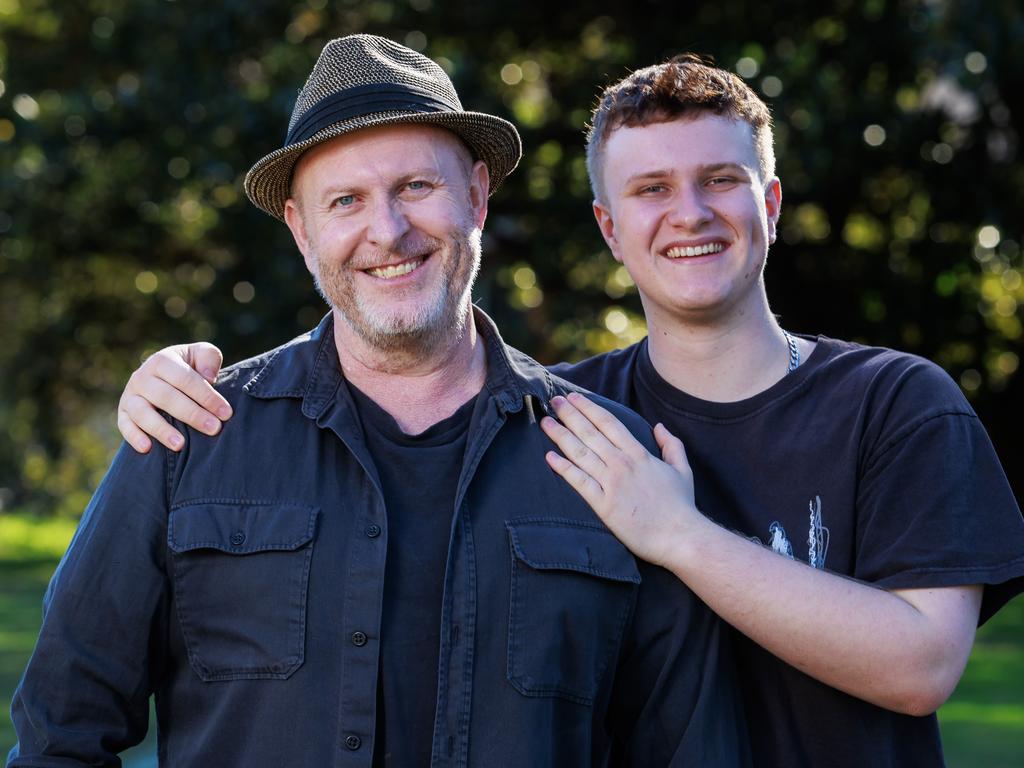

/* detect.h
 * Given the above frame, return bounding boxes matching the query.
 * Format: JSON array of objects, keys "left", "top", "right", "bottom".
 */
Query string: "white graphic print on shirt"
[
  {"left": 764, "top": 496, "right": 829, "bottom": 569},
  {"left": 807, "top": 495, "right": 829, "bottom": 569}
]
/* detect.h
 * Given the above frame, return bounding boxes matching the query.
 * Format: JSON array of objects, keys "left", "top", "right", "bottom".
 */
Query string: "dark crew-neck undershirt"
[{"left": 345, "top": 382, "right": 476, "bottom": 768}]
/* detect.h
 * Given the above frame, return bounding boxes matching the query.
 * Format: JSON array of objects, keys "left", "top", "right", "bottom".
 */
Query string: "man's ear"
[
  {"left": 469, "top": 160, "right": 489, "bottom": 229},
  {"left": 593, "top": 200, "right": 624, "bottom": 263},
  {"left": 284, "top": 199, "right": 315, "bottom": 273},
  {"left": 764, "top": 177, "right": 782, "bottom": 245}
]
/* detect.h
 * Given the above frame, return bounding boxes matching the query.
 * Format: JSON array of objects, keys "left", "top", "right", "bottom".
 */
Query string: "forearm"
[
  {"left": 539, "top": 395, "right": 984, "bottom": 716},
  {"left": 668, "top": 515, "right": 982, "bottom": 715}
]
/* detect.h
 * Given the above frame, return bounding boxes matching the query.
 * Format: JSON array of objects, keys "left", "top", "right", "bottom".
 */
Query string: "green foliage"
[
  {"left": 0, "top": 516, "right": 159, "bottom": 763},
  {"left": 1, "top": 560, "right": 59, "bottom": 759},
  {"left": 1, "top": 0, "right": 1023, "bottom": 513},
  {"left": 0, "top": 511, "right": 76, "bottom": 561},
  {"left": 938, "top": 596, "right": 1024, "bottom": 767}
]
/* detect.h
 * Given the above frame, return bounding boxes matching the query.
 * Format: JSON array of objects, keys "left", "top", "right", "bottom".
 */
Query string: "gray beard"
[{"left": 311, "top": 227, "right": 482, "bottom": 359}]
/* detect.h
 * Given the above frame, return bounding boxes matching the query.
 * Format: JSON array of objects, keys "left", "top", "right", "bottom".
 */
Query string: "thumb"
[
  {"left": 654, "top": 423, "right": 688, "bottom": 472},
  {"left": 190, "top": 342, "right": 224, "bottom": 383}
]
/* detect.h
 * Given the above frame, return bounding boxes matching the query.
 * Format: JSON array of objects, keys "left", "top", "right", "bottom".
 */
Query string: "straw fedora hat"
[{"left": 244, "top": 34, "right": 523, "bottom": 221}]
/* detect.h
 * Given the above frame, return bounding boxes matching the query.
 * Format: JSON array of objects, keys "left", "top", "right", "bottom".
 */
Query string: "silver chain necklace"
[{"left": 782, "top": 329, "right": 800, "bottom": 373}]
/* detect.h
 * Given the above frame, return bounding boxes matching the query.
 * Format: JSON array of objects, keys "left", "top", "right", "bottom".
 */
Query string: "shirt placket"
[
  {"left": 431, "top": 394, "right": 516, "bottom": 767},
  {"left": 336, "top": 481, "right": 387, "bottom": 765},
  {"left": 315, "top": 402, "right": 388, "bottom": 767}
]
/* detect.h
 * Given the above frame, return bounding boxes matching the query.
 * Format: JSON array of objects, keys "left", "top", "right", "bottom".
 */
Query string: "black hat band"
[{"left": 285, "top": 83, "right": 462, "bottom": 146}]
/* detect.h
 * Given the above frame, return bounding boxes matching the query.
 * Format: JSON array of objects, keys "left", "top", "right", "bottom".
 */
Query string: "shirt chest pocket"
[
  {"left": 167, "top": 501, "right": 319, "bottom": 682},
  {"left": 506, "top": 518, "right": 641, "bottom": 706}
]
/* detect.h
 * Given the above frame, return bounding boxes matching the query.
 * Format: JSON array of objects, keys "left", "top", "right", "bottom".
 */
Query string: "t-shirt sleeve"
[{"left": 853, "top": 362, "right": 1024, "bottom": 624}]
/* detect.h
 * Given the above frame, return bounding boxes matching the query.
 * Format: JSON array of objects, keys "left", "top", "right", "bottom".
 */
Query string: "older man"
[
  {"left": 119, "top": 53, "right": 1024, "bottom": 767},
  {"left": 8, "top": 37, "right": 748, "bottom": 767}
]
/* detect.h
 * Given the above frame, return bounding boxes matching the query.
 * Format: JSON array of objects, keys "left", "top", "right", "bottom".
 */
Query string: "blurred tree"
[{"left": 1, "top": 0, "right": 1021, "bottom": 515}]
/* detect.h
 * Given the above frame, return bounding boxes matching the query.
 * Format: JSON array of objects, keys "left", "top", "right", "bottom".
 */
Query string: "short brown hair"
[{"left": 586, "top": 54, "right": 775, "bottom": 202}]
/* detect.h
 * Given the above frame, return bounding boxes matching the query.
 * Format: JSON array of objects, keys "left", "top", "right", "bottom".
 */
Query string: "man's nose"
[
  {"left": 666, "top": 186, "right": 713, "bottom": 230},
  {"left": 365, "top": 198, "right": 411, "bottom": 250}
]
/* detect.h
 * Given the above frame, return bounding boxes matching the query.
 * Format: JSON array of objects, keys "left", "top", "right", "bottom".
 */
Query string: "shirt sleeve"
[
  {"left": 8, "top": 442, "right": 172, "bottom": 767},
  {"left": 854, "top": 362, "right": 1024, "bottom": 624},
  {"left": 604, "top": 563, "right": 751, "bottom": 767}
]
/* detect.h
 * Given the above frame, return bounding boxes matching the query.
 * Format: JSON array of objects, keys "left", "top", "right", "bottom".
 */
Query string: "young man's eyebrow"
[
  {"left": 623, "top": 162, "right": 752, "bottom": 186},
  {"left": 699, "top": 162, "right": 750, "bottom": 174},
  {"left": 623, "top": 169, "right": 673, "bottom": 185}
]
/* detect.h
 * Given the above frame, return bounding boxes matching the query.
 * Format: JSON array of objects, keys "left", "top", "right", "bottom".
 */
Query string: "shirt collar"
[{"left": 242, "top": 307, "right": 556, "bottom": 419}]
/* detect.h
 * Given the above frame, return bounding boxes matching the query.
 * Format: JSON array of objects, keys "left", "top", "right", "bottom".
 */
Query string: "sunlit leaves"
[{"left": 2, "top": 0, "right": 1023, "bottom": 514}]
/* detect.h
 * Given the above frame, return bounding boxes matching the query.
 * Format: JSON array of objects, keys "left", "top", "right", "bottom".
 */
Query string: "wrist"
[{"left": 654, "top": 504, "right": 711, "bottom": 576}]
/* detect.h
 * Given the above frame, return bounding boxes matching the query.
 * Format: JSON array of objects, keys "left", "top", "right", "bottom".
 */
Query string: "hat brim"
[{"left": 244, "top": 110, "right": 522, "bottom": 221}]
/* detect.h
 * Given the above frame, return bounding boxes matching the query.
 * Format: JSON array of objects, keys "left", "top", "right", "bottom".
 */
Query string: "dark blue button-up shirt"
[{"left": 9, "top": 310, "right": 748, "bottom": 767}]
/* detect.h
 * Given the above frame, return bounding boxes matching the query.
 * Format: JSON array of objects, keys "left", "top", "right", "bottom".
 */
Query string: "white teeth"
[
  {"left": 366, "top": 259, "right": 422, "bottom": 279},
  {"left": 665, "top": 243, "right": 725, "bottom": 258}
]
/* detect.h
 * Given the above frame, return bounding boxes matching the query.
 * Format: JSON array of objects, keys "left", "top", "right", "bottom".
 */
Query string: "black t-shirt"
[
  {"left": 347, "top": 383, "right": 475, "bottom": 768},
  {"left": 553, "top": 336, "right": 1024, "bottom": 768}
]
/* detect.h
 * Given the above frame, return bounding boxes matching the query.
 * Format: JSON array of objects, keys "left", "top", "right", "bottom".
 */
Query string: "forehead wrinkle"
[
  {"left": 608, "top": 119, "right": 760, "bottom": 180},
  {"left": 292, "top": 123, "right": 474, "bottom": 197},
  {"left": 288, "top": 135, "right": 481, "bottom": 247}
]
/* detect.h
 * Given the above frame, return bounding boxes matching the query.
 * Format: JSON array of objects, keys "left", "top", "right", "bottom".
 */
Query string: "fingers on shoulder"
[
  {"left": 145, "top": 347, "right": 231, "bottom": 416},
  {"left": 545, "top": 450, "right": 605, "bottom": 502},
  {"left": 117, "top": 407, "right": 153, "bottom": 453},
  {"left": 185, "top": 342, "right": 225, "bottom": 381},
  {"left": 569, "top": 392, "right": 654, "bottom": 459},
  {"left": 119, "top": 395, "right": 183, "bottom": 451}
]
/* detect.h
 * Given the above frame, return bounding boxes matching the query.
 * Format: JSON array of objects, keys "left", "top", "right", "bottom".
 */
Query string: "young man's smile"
[
  {"left": 594, "top": 114, "right": 781, "bottom": 326},
  {"left": 662, "top": 240, "right": 728, "bottom": 259}
]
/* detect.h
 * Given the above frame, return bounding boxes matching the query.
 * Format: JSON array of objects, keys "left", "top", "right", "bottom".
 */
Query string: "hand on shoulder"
[
  {"left": 118, "top": 342, "right": 231, "bottom": 453},
  {"left": 540, "top": 392, "right": 704, "bottom": 568}
]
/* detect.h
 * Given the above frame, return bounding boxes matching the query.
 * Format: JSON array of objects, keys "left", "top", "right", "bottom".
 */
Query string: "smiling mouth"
[
  {"left": 665, "top": 242, "right": 726, "bottom": 258},
  {"left": 365, "top": 257, "right": 425, "bottom": 280}
]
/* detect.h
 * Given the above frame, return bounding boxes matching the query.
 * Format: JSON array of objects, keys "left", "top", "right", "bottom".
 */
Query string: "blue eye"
[
  {"left": 334, "top": 194, "right": 355, "bottom": 207},
  {"left": 408, "top": 181, "right": 425, "bottom": 190}
]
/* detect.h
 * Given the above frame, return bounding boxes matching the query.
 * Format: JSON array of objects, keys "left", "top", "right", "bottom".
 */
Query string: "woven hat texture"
[{"left": 244, "top": 35, "right": 522, "bottom": 220}]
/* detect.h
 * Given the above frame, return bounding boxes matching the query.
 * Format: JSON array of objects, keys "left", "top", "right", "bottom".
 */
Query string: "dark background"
[{"left": 1, "top": 0, "right": 1022, "bottom": 517}]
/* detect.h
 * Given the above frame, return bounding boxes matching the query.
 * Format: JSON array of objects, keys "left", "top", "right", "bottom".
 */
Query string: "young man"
[
  {"left": 117, "top": 55, "right": 1024, "bottom": 765},
  {"left": 9, "top": 39, "right": 747, "bottom": 767}
]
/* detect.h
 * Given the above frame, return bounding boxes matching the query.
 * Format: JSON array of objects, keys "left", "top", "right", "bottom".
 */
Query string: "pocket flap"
[
  {"left": 168, "top": 501, "right": 319, "bottom": 555},
  {"left": 507, "top": 518, "right": 640, "bottom": 584}
]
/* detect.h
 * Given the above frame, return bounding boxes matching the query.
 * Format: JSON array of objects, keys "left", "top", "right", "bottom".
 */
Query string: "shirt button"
[
  {"left": 229, "top": 531, "right": 245, "bottom": 546},
  {"left": 351, "top": 631, "right": 367, "bottom": 647},
  {"left": 365, "top": 524, "right": 381, "bottom": 538},
  {"left": 345, "top": 735, "right": 361, "bottom": 751}
]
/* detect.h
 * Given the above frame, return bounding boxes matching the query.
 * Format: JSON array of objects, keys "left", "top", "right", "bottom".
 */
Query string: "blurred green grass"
[
  {"left": 1, "top": 512, "right": 1022, "bottom": 765},
  {"left": 1, "top": 514, "right": 156, "bottom": 766}
]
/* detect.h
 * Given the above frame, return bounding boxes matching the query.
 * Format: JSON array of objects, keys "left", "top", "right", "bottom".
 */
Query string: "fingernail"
[
  {"left": 169, "top": 434, "right": 183, "bottom": 449},
  {"left": 203, "top": 418, "right": 219, "bottom": 432},
  {"left": 201, "top": 368, "right": 217, "bottom": 382},
  {"left": 217, "top": 405, "right": 233, "bottom": 419},
  {"left": 550, "top": 395, "right": 565, "bottom": 407}
]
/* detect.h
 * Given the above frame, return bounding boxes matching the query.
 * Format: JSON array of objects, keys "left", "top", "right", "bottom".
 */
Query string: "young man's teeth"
[
  {"left": 666, "top": 243, "right": 725, "bottom": 258},
  {"left": 367, "top": 259, "right": 421, "bottom": 279}
]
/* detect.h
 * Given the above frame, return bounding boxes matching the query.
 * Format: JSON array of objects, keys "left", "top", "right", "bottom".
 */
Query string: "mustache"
[{"left": 353, "top": 231, "right": 447, "bottom": 269}]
